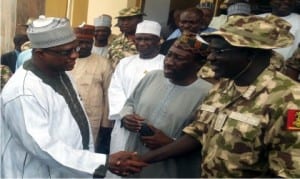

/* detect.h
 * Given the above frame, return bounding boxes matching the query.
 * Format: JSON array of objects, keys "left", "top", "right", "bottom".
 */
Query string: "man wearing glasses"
[{"left": 1, "top": 15, "right": 147, "bottom": 178}]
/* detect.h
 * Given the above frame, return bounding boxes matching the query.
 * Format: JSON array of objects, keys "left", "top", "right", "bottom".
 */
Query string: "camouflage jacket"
[
  {"left": 107, "top": 34, "right": 138, "bottom": 69},
  {"left": 286, "top": 47, "right": 300, "bottom": 71},
  {"left": 184, "top": 67, "right": 300, "bottom": 177}
]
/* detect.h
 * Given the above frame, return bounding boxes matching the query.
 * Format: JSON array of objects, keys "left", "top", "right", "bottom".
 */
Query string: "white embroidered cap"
[
  {"left": 227, "top": 2, "right": 251, "bottom": 16},
  {"left": 94, "top": 14, "right": 112, "bottom": 28},
  {"left": 27, "top": 15, "right": 76, "bottom": 48},
  {"left": 135, "top": 20, "right": 161, "bottom": 37}
]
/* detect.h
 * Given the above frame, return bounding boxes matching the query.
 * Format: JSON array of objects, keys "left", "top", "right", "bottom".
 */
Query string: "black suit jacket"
[{"left": 1, "top": 51, "right": 17, "bottom": 73}]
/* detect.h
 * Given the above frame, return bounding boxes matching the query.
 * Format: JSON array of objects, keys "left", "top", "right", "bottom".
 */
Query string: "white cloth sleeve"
[
  {"left": 108, "top": 65, "right": 127, "bottom": 120},
  {"left": 3, "top": 95, "right": 107, "bottom": 176}
]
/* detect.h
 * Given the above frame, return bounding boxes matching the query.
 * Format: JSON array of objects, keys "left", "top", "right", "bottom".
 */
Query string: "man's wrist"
[{"left": 93, "top": 155, "right": 109, "bottom": 178}]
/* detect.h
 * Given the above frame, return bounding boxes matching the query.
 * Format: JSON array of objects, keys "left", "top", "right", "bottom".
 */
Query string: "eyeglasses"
[
  {"left": 209, "top": 48, "right": 235, "bottom": 55},
  {"left": 44, "top": 46, "right": 80, "bottom": 57}
]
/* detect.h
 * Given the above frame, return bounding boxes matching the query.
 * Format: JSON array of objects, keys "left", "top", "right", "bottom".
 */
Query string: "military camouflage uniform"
[
  {"left": 107, "top": 34, "right": 138, "bottom": 69},
  {"left": 184, "top": 67, "right": 300, "bottom": 177},
  {"left": 285, "top": 46, "right": 300, "bottom": 81},
  {"left": 107, "top": 7, "right": 144, "bottom": 69},
  {"left": 1, "top": 64, "right": 12, "bottom": 91},
  {"left": 184, "top": 14, "right": 300, "bottom": 177}
]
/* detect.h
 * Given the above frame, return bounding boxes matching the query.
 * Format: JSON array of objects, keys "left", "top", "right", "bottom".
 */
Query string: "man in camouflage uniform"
[
  {"left": 198, "top": 14, "right": 286, "bottom": 84},
  {"left": 140, "top": 15, "right": 300, "bottom": 177},
  {"left": 285, "top": 44, "right": 300, "bottom": 82},
  {"left": 108, "top": 7, "right": 144, "bottom": 69}
]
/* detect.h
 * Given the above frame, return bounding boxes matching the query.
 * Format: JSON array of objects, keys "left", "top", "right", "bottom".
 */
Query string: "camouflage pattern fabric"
[
  {"left": 1, "top": 65, "right": 12, "bottom": 91},
  {"left": 198, "top": 61, "right": 215, "bottom": 79},
  {"left": 184, "top": 67, "right": 300, "bottom": 177},
  {"left": 107, "top": 34, "right": 138, "bottom": 69},
  {"left": 270, "top": 51, "right": 285, "bottom": 72},
  {"left": 115, "top": 7, "right": 145, "bottom": 18},
  {"left": 202, "top": 15, "right": 294, "bottom": 49},
  {"left": 286, "top": 46, "right": 300, "bottom": 72}
]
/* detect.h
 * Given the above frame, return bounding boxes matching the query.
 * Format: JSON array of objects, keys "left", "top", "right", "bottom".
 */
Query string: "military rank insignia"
[{"left": 287, "top": 109, "right": 300, "bottom": 131}]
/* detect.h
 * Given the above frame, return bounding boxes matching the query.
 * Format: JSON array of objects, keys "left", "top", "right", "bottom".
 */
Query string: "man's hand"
[
  {"left": 140, "top": 125, "right": 174, "bottom": 150},
  {"left": 122, "top": 114, "right": 144, "bottom": 132},
  {"left": 108, "top": 151, "right": 147, "bottom": 176}
]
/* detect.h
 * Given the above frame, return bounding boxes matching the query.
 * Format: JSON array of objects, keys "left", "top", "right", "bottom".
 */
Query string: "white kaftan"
[{"left": 1, "top": 62, "right": 107, "bottom": 178}]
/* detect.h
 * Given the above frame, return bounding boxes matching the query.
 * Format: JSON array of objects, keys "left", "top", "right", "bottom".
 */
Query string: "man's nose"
[{"left": 70, "top": 50, "right": 79, "bottom": 59}]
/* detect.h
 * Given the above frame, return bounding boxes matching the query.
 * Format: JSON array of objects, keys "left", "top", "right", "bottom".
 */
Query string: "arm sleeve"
[
  {"left": 3, "top": 95, "right": 107, "bottom": 177},
  {"left": 108, "top": 64, "right": 127, "bottom": 120},
  {"left": 265, "top": 98, "right": 300, "bottom": 177}
]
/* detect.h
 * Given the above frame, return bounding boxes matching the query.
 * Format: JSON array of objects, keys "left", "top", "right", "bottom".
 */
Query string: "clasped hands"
[{"left": 108, "top": 151, "right": 147, "bottom": 176}]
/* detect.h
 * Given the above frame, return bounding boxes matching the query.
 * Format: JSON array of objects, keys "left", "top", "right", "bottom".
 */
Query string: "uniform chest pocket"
[
  {"left": 213, "top": 113, "right": 263, "bottom": 166},
  {"left": 221, "top": 112, "right": 261, "bottom": 141}
]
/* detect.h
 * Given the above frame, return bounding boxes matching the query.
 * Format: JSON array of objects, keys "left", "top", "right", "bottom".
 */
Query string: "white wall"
[
  {"left": 87, "top": 0, "right": 127, "bottom": 35},
  {"left": 143, "top": 0, "right": 170, "bottom": 31}
]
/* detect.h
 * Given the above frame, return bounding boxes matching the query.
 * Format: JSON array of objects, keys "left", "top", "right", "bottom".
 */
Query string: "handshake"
[{"left": 108, "top": 151, "right": 147, "bottom": 176}]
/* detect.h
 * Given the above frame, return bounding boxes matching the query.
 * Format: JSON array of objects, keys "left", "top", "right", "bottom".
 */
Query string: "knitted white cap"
[
  {"left": 94, "top": 14, "right": 112, "bottom": 28},
  {"left": 227, "top": 2, "right": 251, "bottom": 16},
  {"left": 27, "top": 15, "right": 76, "bottom": 48},
  {"left": 135, "top": 20, "right": 161, "bottom": 37}
]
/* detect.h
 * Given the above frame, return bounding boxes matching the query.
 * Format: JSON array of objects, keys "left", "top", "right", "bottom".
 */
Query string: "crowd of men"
[{"left": 1, "top": 0, "right": 300, "bottom": 178}]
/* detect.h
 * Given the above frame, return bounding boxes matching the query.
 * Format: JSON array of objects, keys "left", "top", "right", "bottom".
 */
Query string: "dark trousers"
[{"left": 95, "top": 127, "right": 112, "bottom": 154}]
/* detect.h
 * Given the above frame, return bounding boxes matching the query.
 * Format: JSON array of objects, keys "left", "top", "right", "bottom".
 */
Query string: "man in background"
[
  {"left": 285, "top": 43, "right": 300, "bottom": 81},
  {"left": 71, "top": 23, "right": 113, "bottom": 154},
  {"left": 258, "top": 0, "right": 300, "bottom": 60},
  {"left": 160, "top": 7, "right": 204, "bottom": 55},
  {"left": 196, "top": 0, "right": 215, "bottom": 33},
  {"left": 93, "top": 14, "right": 113, "bottom": 57},
  {"left": 108, "top": 7, "right": 145, "bottom": 68},
  {"left": 1, "top": 34, "right": 28, "bottom": 73}
]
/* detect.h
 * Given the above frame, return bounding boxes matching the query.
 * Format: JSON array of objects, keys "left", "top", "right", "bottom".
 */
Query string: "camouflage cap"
[
  {"left": 115, "top": 7, "right": 146, "bottom": 18},
  {"left": 202, "top": 15, "right": 294, "bottom": 49}
]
